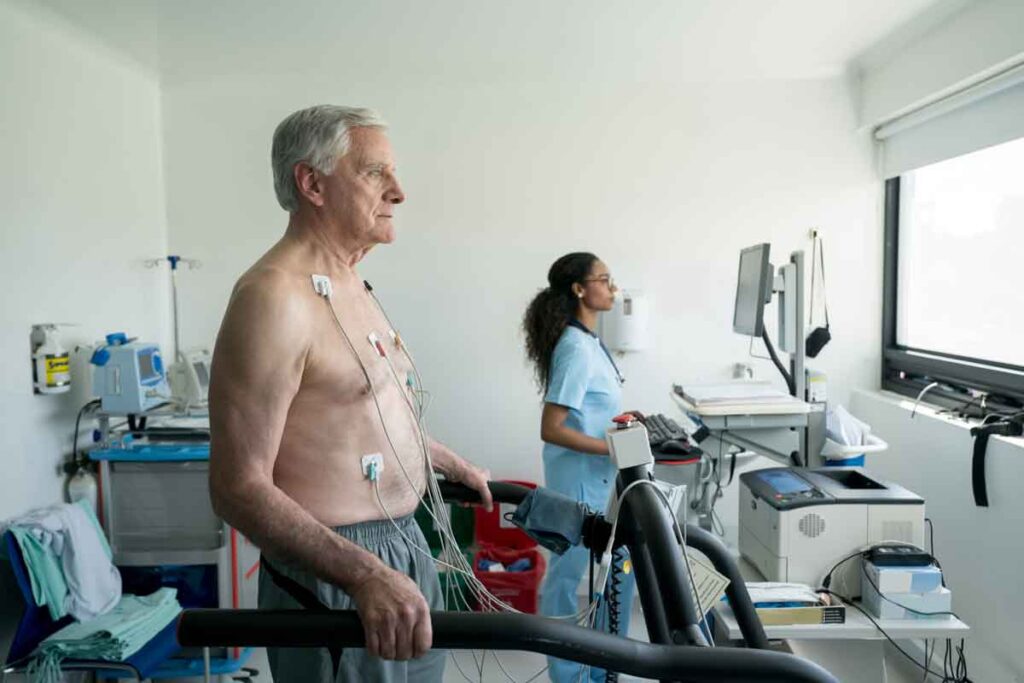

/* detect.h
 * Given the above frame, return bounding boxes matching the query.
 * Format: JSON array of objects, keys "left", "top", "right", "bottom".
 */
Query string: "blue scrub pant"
[{"left": 540, "top": 454, "right": 636, "bottom": 683}]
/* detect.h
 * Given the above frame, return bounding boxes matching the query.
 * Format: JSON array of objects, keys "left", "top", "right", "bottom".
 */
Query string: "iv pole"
[{"left": 145, "top": 255, "right": 201, "bottom": 362}]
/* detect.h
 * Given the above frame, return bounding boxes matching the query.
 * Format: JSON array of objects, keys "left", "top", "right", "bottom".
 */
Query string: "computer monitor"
[{"left": 733, "top": 243, "right": 772, "bottom": 337}]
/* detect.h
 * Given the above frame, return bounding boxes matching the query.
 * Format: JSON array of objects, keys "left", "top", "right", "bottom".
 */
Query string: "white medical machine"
[
  {"left": 739, "top": 467, "right": 925, "bottom": 586},
  {"left": 605, "top": 417, "right": 688, "bottom": 523},
  {"left": 168, "top": 349, "right": 212, "bottom": 406},
  {"left": 90, "top": 334, "right": 169, "bottom": 414}
]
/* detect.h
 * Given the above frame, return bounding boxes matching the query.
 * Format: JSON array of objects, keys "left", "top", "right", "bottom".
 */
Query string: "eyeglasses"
[{"left": 582, "top": 275, "right": 616, "bottom": 289}]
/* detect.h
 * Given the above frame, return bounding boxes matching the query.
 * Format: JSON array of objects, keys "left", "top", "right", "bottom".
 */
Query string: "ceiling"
[{"left": 18, "top": 0, "right": 972, "bottom": 84}]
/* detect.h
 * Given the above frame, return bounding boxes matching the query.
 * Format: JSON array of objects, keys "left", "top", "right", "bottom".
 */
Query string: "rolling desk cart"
[
  {"left": 90, "top": 413, "right": 258, "bottom": 680},
  {"left": 671, "top": 390, "right": 827, "bottom": 467}
]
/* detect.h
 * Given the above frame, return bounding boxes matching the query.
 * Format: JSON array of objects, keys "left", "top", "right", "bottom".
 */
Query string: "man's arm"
[
  {"left": 208, "top": 273, "right": 431, "bottom": 660},
  {"left": 428, "top": 439, "right": 493, "bottom": 511}
]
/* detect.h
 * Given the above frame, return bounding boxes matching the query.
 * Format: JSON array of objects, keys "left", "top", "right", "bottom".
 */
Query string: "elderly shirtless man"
[{"left": 209, "top": 105, "right": 492, "bottom": 682}]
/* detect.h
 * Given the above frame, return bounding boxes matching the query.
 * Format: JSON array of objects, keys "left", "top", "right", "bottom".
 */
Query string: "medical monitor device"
[
  {"left": 733, "top": 243, "right": 773, "bottom": 337},
  {"left": 169, "top": 349, "right": 212, "bottom": 407},
  {"left": 91, "top": 339, "right": 169, "bottom": 414}
]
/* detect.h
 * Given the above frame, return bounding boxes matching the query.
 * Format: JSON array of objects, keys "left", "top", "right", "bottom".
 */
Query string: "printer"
[{"left": 739, "top": 468, "right": 924, "bottom": 587}]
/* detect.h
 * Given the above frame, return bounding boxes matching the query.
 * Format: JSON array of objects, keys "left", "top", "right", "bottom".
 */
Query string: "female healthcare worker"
[{"left": 523, "top": 252, "right": 635, "bottom": 683}]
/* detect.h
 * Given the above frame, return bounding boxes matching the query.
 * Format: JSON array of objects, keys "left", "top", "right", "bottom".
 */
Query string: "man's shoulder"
[
  {"left": 224, "top": 264, "right": 322, "bottom": 332},
  {"left": 233, "top": 263, "right": 315, "bottom": 304},
  {"left": 238, "top": 258, "right": 310, "bottom": 290}
]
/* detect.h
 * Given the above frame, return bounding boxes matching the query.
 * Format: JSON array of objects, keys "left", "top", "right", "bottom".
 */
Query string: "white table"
[{"left": 713, "top": 560, "right": 970, "bottom": 683}]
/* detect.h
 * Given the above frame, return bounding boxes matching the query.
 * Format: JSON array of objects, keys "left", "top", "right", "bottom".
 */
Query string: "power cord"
[
  {"left": 820, "top": 590, "right": 970, "bottom": 682},
  {"left": 911, "top": 382, "right": 941, "bottom": 418},
  {"left": 68, "top": 399, "right": 101, "bottom": 471},
  {"left": 760, "top": 329, "right": 796, "bottom": 396},
  {"left": 817, "top": 535, "right": 969, "bottom": 683}
]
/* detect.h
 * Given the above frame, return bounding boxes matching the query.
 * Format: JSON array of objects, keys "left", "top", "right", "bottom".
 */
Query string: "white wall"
[
  {"left": 162, "top": 73, "right": 879, "bottom": 484},
  {"left": 853, "top": 390, "right": 1024, "bottom": 683},
  {"left": 857, "top": 0, "right": 1024, "bottom": 126},
  {"left": 0, "top": 1, "right": 170, "bottom": 520}
]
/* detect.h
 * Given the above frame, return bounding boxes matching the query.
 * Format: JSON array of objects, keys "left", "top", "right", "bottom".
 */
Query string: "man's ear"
[{"left": 294, "top": 162, "right": 326, "bottom": 208}]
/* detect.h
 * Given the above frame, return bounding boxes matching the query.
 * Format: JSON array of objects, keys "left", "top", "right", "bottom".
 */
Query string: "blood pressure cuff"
[{"left": 510, "top": 488, "right": 589, "bottom": 555}]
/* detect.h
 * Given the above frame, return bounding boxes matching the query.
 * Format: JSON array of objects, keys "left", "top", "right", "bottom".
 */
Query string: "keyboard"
[{"left": 643, "top": 413, "right": 690, "bottom": 448}]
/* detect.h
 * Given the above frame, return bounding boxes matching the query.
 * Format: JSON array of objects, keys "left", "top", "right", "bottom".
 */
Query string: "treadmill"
[{"left": 177, "top": 448, "right": 837, "bottom": 682}]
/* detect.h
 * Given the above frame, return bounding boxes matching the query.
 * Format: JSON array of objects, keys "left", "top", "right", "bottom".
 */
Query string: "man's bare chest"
[{"left": 301, "top": 295, "right": 415, "bottom": 403}]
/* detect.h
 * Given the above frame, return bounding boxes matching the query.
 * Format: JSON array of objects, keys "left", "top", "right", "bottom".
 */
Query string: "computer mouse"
[{"left": 658, "top": 439, "right": 693, "bottom": 455}]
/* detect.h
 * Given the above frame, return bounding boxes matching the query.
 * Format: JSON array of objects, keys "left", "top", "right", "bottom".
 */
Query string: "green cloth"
[
  {"left": 8, "top": 527, "right": 67, "bottom": 621},
  {"left": 8, "top": 500, "right": 112, "bottom": 621},
  {"left": 29, "top": 588, "right": 182, "bottom": 683}
]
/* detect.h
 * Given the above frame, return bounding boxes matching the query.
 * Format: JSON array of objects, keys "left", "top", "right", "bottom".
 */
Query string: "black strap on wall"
[
  {"left": 805, "top": 234, "right": 832, "bottom": 358},
  {"left": 970, "top": 414, "right": 1024, "bottom": 507},
  {"left": 971, "top": 432, "right": 993, "bottom": 507}
]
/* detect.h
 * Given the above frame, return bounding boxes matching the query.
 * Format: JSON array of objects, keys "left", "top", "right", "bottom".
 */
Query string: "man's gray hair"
[{"left": 271, "top": 105, "right": 387, "bottom": 213}]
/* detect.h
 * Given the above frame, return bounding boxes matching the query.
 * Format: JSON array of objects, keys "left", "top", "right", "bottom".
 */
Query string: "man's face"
[{"left": 321, "top": 127, "right": 405, "bottom": 245}]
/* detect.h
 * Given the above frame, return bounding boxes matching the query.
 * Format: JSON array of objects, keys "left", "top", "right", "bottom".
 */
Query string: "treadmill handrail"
[
  {"left": 177, "top": 609, "right": 838, "bottom": 683},
  {"left": 437, "top": 479, "right": 531, "bottom": 506},
  {"left": 439, "top": 479, "right": 769, "bottom": 649}
]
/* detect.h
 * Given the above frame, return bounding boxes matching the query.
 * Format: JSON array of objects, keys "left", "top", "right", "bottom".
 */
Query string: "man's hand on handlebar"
[
  {"left": 350, "top": 566, "right": 432, "bottom": 660},
  {"left": 447, "top": 460, "right": 493, "bottom": 512},
  {"left": 429, "top": 439, "right": 493, "bottom": 512}
]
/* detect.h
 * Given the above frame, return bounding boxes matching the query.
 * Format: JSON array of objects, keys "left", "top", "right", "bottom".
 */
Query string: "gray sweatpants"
[{"left": 258, "top": 514, "right": 446, "bottom": 683}]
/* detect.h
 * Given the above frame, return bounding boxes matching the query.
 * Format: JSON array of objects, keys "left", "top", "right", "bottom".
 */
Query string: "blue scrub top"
[{"left": 542, "top": 325, "right": 622, "bottom": 508}]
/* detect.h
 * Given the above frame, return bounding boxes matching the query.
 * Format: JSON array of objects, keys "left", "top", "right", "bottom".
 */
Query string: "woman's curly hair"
[{"left": 523, "top": 252, "right": 599, "bottom": 393}]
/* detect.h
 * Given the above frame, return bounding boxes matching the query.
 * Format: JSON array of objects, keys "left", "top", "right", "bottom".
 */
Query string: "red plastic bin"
[
  {"left": 472, "top": 545, "right": 546, "bottom": 614},
  {"left": 474, "top": 479, "right": 537, "bottom": 550}
]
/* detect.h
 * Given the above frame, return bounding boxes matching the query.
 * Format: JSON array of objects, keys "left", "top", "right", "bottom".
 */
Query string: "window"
[{"left": 882, "top": 136, "right": 1024, "bottom": 410}]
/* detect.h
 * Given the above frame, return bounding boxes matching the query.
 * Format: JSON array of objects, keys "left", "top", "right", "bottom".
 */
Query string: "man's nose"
[{"left": 386, "top": 174, "right": 405, "bottom": 204}]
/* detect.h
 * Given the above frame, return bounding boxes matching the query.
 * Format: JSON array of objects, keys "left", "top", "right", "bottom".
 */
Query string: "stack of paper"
[
  {"left": 739, "top": 582, "right": 846, "bottom": 625},
  {"left": 746, "top": 582, "right": 822, "bottom": 607},
  {"left": 674, "top": 381, "right": 809, "bottom": 415}
]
